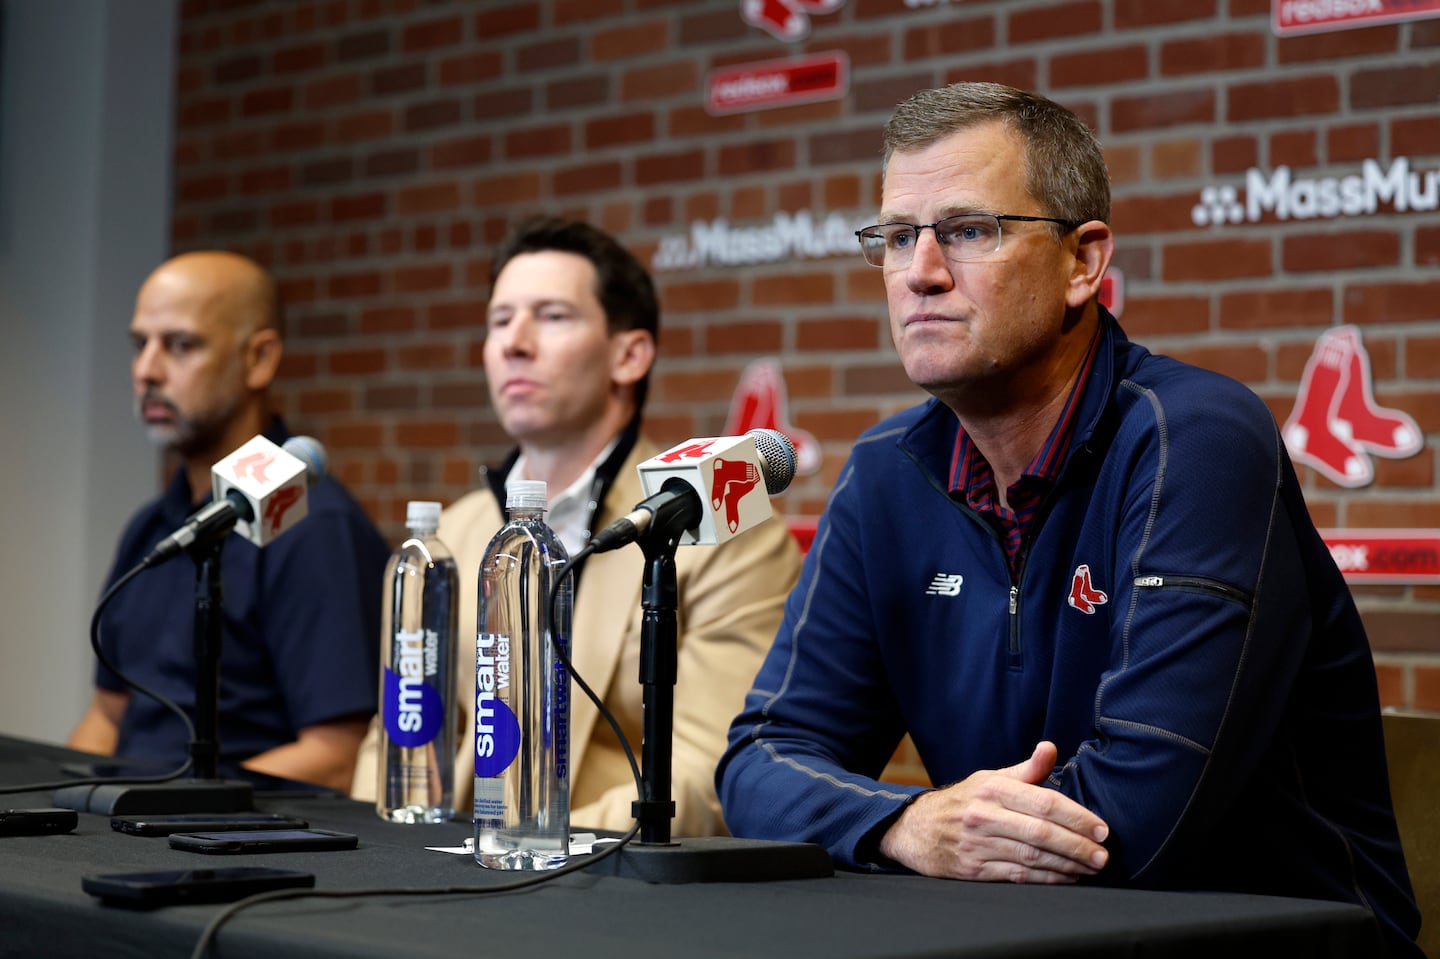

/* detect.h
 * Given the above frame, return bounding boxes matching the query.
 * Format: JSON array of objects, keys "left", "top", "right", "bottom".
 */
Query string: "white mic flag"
[
  {"left": 211, "top": 435, "right": 317, "bottom": 549},
  {"left": 635, "top": 429, "right": 796, "bottom": 547}
]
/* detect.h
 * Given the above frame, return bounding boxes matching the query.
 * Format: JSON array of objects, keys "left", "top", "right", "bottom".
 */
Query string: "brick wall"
[{"left": 170, "top": 0, "right": 1440, "bottom": 760}]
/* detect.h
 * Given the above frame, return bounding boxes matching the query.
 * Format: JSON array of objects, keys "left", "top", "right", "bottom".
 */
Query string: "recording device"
[
  {"left": 143, "top": 434, "right": 327, "bottom": 568},
  {"left": 82, "top": 866, "right": 315, "bottom": 907},
  {"left": 590, "top": 428, "right": 798, "bottom": 552},
  {"left": 111, "top": 812, "right": 310, "bottom": 836},
  {"left": 168, "top": 828, "right": 359, "bottom": 854},
  {"left": 0, "top": 808, "right": 78, "bottom": 836}
]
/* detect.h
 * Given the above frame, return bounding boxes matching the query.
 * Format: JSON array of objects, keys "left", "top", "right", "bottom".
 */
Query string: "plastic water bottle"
[
  {"left": 377, "top": 501, "right": 459, "bottom": 823},
  {"left": 474, "top": 480, "right": 573, "bottom": 870}
]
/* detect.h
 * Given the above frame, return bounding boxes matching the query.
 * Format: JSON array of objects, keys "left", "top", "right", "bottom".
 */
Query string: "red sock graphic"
[
  {"left": 1067, "top": 565, "right": 1108, "bottom": 615},
  {"left": 1330, "top": 327, "right": 1422, "bottom": 457},
  {"left": 1282, "top": 330, "right": 1372, "bottom": 488},
  {"left": 726, "top": 359, "right": 821, "bottom": 478},
  {"left": 711, "top": 458, "right": 761, "bottom": 532},
  {"left": 742, "top": 0, "right": 807, "bottom": 39}
]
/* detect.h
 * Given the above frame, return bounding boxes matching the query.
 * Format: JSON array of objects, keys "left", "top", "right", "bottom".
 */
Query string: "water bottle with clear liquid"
[
  {"left": 377, "top": 500, "right": 459, "bottom": 823},
  {"left": 474, "top": 480, "right": 573, "bottom": 870}
]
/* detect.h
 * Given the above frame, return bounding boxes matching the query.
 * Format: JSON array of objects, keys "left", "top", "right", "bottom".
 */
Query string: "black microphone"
[
  {"left": 143, "top": 435, "right": 327, "bottom": 568},
  {"left": 590, "top": 428, "right": 798, "bottom": 553}
]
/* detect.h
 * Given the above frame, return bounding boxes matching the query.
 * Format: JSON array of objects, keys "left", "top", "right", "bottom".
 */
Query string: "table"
[{"left": 0, "top": 736, "right": 1383, "bottom": 959}]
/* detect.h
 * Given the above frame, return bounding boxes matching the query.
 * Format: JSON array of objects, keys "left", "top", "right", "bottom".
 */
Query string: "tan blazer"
[{"left": 353, "top": 435, "right": 803, "bottom": 836}]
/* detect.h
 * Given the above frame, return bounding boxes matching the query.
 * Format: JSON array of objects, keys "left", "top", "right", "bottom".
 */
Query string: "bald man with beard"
[{"left": 67, "top": 251, "right": 390, "bottom": 791}]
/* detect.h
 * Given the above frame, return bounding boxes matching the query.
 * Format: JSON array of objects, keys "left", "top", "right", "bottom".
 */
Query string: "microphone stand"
[
  {"left": 53, "top": 540, "right": 253, "bottom": 815},
  {"left": 587, "top": 515, "right": 831, "bottom": 883}
]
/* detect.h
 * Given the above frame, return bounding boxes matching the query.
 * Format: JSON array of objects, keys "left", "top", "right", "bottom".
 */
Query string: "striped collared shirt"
[{"left": 948, "top": 330, "right": 1102, "bottom": 580}]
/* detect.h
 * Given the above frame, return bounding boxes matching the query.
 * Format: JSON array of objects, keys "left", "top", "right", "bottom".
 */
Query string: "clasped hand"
[{"left": 878, "top": 741, "right": 1109, "bottom": 883}]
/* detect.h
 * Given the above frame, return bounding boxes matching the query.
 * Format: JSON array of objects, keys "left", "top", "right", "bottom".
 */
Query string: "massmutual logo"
[
  {"left": 1192, "top": 156, "right": 1439, "bottom": 227},
  {"left": 652, "top": 210, "right": 865, "bottom": 271}
]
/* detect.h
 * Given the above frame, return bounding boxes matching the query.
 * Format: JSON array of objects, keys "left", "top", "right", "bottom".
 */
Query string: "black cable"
[
  {"left": 190, "top": 542, "right": 648, "bottom": 959},
  {"left": 0, "top": 560, "right": 193, "bottom": 796}
]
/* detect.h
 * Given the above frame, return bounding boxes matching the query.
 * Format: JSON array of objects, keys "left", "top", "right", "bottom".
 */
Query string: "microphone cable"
[
  {"left": 0, "top": 559, "right": 194, "bottom": 796},
  {"left": 188, "top": 541, "right": 646, "bottom": 959}
]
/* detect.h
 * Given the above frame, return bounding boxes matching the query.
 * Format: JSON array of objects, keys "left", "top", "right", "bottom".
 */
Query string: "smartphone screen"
[
  {"left": 168, "top": 828, "right": 359, "bottom": 854},
  {"left": 0, "top": 808, "right": 79, "bottom": 836},
  {"left": 82, "top": 866, "right": 315, "bottom": 907},
  {"left": 112, "top": 813, "right": 310, "bottom": 836}
]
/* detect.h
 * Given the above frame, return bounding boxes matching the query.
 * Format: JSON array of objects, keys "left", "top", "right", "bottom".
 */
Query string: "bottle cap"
[
  {"left": 506, "top": 479, "right": 548, "bottom": 510},
  {"left": 405, "top": 500, "right": 442, "bottom": 530}
]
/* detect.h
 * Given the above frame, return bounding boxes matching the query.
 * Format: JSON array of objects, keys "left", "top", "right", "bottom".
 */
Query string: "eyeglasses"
[{"left": 854, "top": 213, "right": 1079, "bottom": 269}]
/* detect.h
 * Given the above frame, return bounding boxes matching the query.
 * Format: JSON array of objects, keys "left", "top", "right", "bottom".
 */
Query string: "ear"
[
  {"left": 243, "top": 327, "right": 283, "bottom": 391},
  {"left": 1065, "top": 220, "right": 1115, "bottom": 311},
  {"left": 609, "top": 328, "right": 656, "bottom": 390}
]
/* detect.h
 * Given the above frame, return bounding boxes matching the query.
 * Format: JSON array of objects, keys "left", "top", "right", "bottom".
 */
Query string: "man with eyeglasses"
[{"left": 718, "top": 82, "right": 1420, "bottom": 957}]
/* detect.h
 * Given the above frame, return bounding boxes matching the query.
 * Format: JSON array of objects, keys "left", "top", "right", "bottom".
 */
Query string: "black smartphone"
[
  {"left": 168, "top": 828, "right": 359, "bottom": 854},
  {"left": 0, "top": 808, "right": 79, "bottom": 836},
  {"left": 112, "top": 812, "right": 310, "bottom": 837},
  {"left": 82, "top": 866, "right": 315, "bottom": 907}
]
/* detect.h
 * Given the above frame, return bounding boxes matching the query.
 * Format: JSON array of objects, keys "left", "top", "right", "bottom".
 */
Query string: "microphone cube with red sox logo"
[
  {"left": 211, "top": 436, "right": 309, "bottom": 548},
  {"left": 637, "top": 435, "right": 775, "bottom": 546}
]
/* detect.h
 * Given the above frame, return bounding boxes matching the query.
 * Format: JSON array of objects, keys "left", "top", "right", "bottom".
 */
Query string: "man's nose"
[
  {"left": 905, "top": 228, "right": 954, "bottom": 294},
  {"left": 132, "top": 340, "right": 162, "bottom": 385}
]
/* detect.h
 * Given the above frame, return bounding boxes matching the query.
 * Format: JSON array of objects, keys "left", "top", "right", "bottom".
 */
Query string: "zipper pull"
[
  {"left": 1134, "top": 576, "right": 1163, "bottom": 587},
  {"left": 1009, "top": 585, "right": 1018, "bottom": 615}
]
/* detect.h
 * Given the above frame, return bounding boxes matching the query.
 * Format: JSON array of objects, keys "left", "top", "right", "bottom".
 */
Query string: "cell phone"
[
  {"left": 111, "top": 812, "right": 310, "bottom": 837},
  {"left": 0, "top": 808, "right": 79, "bottom": 836},
  {"left": 81, "top": 866, "right": 315, "bottom": 907},
  {"left": 168, "top": 828, "right": 359, "bottom": 854}
]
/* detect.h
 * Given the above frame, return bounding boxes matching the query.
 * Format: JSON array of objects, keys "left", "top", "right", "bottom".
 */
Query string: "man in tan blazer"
[{"left": 354, "top": 216, "right": 802, "bottom": 835}]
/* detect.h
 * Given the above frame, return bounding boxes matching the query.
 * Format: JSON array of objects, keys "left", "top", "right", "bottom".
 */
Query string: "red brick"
[
  {"left": 397, "top": 182, "right": 461, "bottom": 215},
  {"left": 397, "top": 345, "right": 458, "bottom": 371},
  {"left": 841, "top": 365, "right": 916, "bottom": 398},
  {"left": 753, "top": 273, "right": 834, "bottom": 306},
  {"left": 1417, "top": 226, "right": 1440, "bottom": 267},
  {"left": 662, "top": 279, "right": 741, "bottom": 313},
  {"left": 1118, "top": 296, "right": 1211, "bottom": 338},
  {"left": 402, "top": 14, "right": 464, "bottom": 52},
  {"left": 1151, "top": 139, "right": 1202, "bottom": 179},
  {"left": 299, "top": 389, "right": 353, "bottom": 415},
  {"left": 1228, "top": 75, "right": 1339, "bottom": 121},
  {"left": 269, "top": 201, "right": 321, "bottom": 229},
  {"left": 271, "top": 121, "right": 326, "bottom": 151},
  {"left": 591, "top": 20, "right": 668, "bottom": 61},
  {"left": 554, "top": 161, "right": 624, "bottom": 196},
  {"left": 1050, "top": 45, "right": 1148, "bottom": 88},
  {"left": 432, "top": 134, "right": 491, "bottom": 170},
  {"left": 1344, "top": 281, "right": 1440, "bottom": 326},
  {"left": 1218, "top": 289, "right": 1333, "bottom": 330},
  {"left": 1270, "top": 129, "right": 1317, "bottom": 168},
  {"left": 548, "top": 74, "right": 611, "bottom": 110},
  {"left": 554, "top": 0, "right": 624, "bottom": 24},
  {"left": 364, "top": 147, "right": 419, "bottom": 179},
  {"left": 240, "top": 86, "right": 294, "bottom": 117},
  {"left": 1113, "top": 0, "right": 1217, "bottom": 26},
  {"left": 329, "top": 349, "right": 387, "bottom": 375},
  {"left": 394, "top": 263, "right": 454, "bottom": 294},
  {"left": 1392, "top": 114, "right": 1440, "bottom": 158},
  {"left": 336, "top": 29, "right": 389, "bottom": 62},
  {"left": 668, "top": 104, "right": 746, "bottom": 138},
  {"left": 1008, "top": 1, "right": 1102, "bottom": 44},
  {"left": 1212, "top": 135, "right": 1259, "bottom": 174},
  {"left": 405, "top": 98, "right": 463, "bottom": 132},
  {"left": 720, "top": 140, "right": 798, "bottom": 176},
  {"left": 706, "top": 320, "right": 784, "bottom": 354},
  {"left": 331, "top": 192, "right": 386, "bottom": 222},
  {"left": 1110, "top": 192, "right": 1203, "bottom": 235},
  {"left": 473, "top": 87, "right": 534, "bottom": 121},
  {"left": 1283, "top": 231, "right": 1400, "bottom": 273},
  {"left": 335, "top": 109, "right": 394, "bottom": 144},
  {"left": 179, "top": 174, "right": 229, "bottom": 204},
  {"left": 364, "top": 385, "right": 421, "bottom": 412},
  {"left": 1112, "top": 88, "right": 1216, "bottom": 132},
  {"left": 585, "top": 112, "right": 655, "bottom": 150},
  {"left": 902, "top": 15, "right": 996, "bottom": 60},
  {"left": 1277, "top": 25, "right": 1398, "bottom": 64},
  {"left": 797, "top": 316, "right": 881, "bottom": 352},
  {"left": 621, "top": 61, "right": 699, "bottom": 102},
  {"left": 239, "top": 166, "right": 290, "bottom": 195},
  {"left": 371, "top": 63, "right": 426, "bottom": 96},
  {"left": 1160, "top": 33, "right": 1264, "bottom": 75},
  {"left": 635, "top": 149, "right": 705, "bottom": 186},
  {"left": 1162, "top": 238, "right": 1272, "bottom": 281},
  {"left": 503, "top": 123, "right": 571, "bottom": 160},
  {"left": 328, "top": 270, "right": 383, "bottom": 298},
  {"left": 475, "top": 172, "right": 541, "bottom": 205},
  {"left": 475, "top": 4, "right": 541, "bottom": 40},
  {"left": 517, "top": 36, "right": 582, "bottom": 72},
  {"left": 1327, "top": 123, "right": 1381, "bottom": 164},
  {"left": 273, "top": 41, "right": 327, "bottom": 74},
  {"left": 439, "top": 51, "right": 503, "bottom": 86}
]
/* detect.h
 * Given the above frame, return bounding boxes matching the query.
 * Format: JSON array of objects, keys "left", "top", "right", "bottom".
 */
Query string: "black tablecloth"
[{"left": 0, "top": 735, "right": 1382, "bottom": 959}]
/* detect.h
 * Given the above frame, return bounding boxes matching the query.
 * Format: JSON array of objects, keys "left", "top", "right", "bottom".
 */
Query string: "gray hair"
[{"left": 882, "top": 82, "right": 1111, "bottom": 226}]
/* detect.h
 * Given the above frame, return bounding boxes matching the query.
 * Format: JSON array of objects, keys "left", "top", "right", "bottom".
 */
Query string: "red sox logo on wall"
[
  {"left": 742, "top": 0, "right": 845, "bottom": 41},
  {"left": 725, "top": 359, "right": 822, "bottom": 479},
  {"left": 1282, "top": 326, "right": 1423, "bottom": 488}
]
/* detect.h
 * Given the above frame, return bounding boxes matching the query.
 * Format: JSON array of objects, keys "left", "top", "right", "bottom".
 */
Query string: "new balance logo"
[
  {"left": 1068, "top": 564, "right": 1108, "bottom": 615},
  {"left": 925, "top": 573, "right": 964, "bottom": 597}
]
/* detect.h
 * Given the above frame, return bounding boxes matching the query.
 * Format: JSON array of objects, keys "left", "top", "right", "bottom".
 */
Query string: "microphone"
[
  {"left": 142, "top": 435, "right": 327, "bottom": 568},
  {"left": 590, "top": 428, "right": 797, "bottom": 553}
]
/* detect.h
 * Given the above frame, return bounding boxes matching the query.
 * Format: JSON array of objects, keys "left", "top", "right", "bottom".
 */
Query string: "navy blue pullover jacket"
[{"left": 719, "top": 312, "right": 1421, "bottom": 957}]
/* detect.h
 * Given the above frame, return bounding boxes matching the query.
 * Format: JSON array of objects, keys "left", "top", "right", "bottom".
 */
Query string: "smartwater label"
[
  {"left": 473, "top": 776, "right": 506, "bottom": 821},
  {"left": 475, "top": 632, "right": 520, "bottom": 776},
  {"left": 382, "top": 627, "right": 444, "bottom": 747}
]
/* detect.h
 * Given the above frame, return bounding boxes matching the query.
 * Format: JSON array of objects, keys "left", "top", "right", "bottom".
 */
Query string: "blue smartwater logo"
[
  {"left": 475, "top": 632, "right": 520, "bottom": 777},
  {"left": 382, "top": 628, "right": 444, "bottom": 748}
]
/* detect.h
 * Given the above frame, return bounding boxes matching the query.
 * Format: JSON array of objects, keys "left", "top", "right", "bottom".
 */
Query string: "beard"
[{"left": 134, "top": 388, "right": 234, "bottom": 457}]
